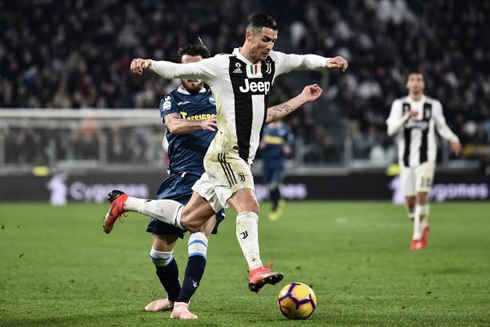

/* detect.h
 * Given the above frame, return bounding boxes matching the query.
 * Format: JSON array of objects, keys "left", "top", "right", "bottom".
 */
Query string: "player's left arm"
[
  {"left": 434, "top": 101, "right": 462, "bottom": 155},
  {"left": 273, "top": 51, "right": 348, "bottom": 76},
  {"left": 265, "top": 84, "right": 323, "bottom": 124}
]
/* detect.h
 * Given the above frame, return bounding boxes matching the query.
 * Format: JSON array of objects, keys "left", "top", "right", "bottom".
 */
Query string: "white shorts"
[
  {"left": 400, "top": 162, "right": 436, "bottom": 196},
  {"left": 192, "top": 141, "right": 255, "bottom": 213}
]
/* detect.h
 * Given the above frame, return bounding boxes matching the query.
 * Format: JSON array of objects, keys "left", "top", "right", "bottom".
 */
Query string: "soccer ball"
[{"left": 277, "top": 282, "right": 317, "bottom": 320}]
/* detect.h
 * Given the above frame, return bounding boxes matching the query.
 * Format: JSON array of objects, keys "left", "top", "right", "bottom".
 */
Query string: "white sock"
[
  {"left": 149, "top": 248, "right": 173, "bottom": 267},
  {"left": 420, "top": 204, "right": 429, "bottom": 228},
  {"left": 188, "top": 232, "right": 208, "bottom": 258},
  {"left": 236, "top": 212, "right": 263, "bottom": 270},
  {"left": 413, "top": 204, "right": 425, "bottom": 240},
  {"left": 124, "top": 197, "right": 184, "bottom": 228}
]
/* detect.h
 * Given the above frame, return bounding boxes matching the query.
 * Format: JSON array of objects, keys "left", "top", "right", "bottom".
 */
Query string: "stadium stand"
[{"left": 1, "top": 0, "right": 489, "bottom": 166}]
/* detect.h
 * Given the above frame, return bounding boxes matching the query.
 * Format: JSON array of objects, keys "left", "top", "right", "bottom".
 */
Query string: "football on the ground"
[{"left": 277, "top": 282, "right": 317, "bottom": 319}]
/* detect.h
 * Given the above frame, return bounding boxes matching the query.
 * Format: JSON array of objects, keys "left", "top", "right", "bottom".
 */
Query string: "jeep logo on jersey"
[{"left": 239, "top": 79, "right": 271, "bottom": 94}]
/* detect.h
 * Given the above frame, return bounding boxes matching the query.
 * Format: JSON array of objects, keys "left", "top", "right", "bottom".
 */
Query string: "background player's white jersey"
[
  {"left": 386, "top": 95, "right": 459, "bottom": 167},
  {"left": 149, "top": 49, "right": 328, "bottom": 164}
]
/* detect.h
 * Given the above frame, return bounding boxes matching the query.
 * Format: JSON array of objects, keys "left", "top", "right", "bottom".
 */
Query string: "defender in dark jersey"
[
  {"left": 141, "top": 43, "right": 224, "bottom": 320},
  {"left": 259, "top": 121, "right": 294, "bottom": 220}
]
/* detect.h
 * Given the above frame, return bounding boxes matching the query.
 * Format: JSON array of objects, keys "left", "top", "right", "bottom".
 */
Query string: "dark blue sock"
[
  {"left": 155, "top": 258, "right": 181, "bottom": 302},
  {"left": 176, "top": 255, "right": 206, "bottom": 303},
  {"left": 270, "top": 187, "right": 281, "bottom": 211}
]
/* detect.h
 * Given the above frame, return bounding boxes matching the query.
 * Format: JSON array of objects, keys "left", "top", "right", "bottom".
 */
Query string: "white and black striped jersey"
[
  {"left": 386, "top": 95, "right": 459, "bottom": 167},
  {"left": 149, "top": 48, "right": 329, "bottom": 164}
]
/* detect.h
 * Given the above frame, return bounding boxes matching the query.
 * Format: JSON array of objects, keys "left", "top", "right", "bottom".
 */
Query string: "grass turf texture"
[{"left": 0, "top": 201, "right": 489, "bottom": 326}]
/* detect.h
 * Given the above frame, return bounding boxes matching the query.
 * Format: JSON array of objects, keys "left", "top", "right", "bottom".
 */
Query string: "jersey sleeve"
[
  {"left": 433, "top": 100, "right": 459, "bottom": 142},
  {"left": 149, "top": 56, "right": 223, "bottom": 84},
  {"left": 386, "top": 99, "right": 410, "bottom": 137},
  {"left": 159, "top": 94, "right": 179, "bottom": 122},
  {"left": 272, "top": 51, "right": 330, "bottom": 76}
]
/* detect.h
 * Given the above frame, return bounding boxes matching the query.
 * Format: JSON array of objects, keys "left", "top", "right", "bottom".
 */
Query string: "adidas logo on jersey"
[
  {"left": 233, "top": 67, "right": 243, "bottom": 74},
  {"left": 239, "top": 79, "right": 271, "bottom": 94}
]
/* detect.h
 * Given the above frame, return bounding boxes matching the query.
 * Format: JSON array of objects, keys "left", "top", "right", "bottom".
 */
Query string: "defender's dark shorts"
[{"left": 146, "top": 171, "right": 225, "bottom": 238}]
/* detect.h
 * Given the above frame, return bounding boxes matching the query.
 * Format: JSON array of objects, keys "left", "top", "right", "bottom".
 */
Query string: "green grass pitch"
[{"left": 1, "top": 201, "right": 489, "bottom": 326}]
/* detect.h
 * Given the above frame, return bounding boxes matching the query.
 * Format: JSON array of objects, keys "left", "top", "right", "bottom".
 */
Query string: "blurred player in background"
[
  {"left": 106, "top": 13, "right": 347, "bottom": 294},
  {"left": 259, "top": 120, "right": 294, "bottom": 221},
  {"left": 386, "top": 71, "right": 461, "bottom": 250}
]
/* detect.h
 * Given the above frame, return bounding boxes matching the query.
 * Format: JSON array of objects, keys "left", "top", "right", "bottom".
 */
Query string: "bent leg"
[
  {"left": 176, "top": 215, "right": 217, "bottom": 304},
  {"left": 145, "top": 234, "right": 181, "bottom": 311},
  {"left": 179, "top": 192, "right": 216, "bottom": 232},
  {"left": 405, "top": 196, "right": 416, "bottom": 220}
]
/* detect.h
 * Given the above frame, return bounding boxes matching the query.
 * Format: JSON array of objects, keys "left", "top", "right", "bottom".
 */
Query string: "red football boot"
[
  {"left": 103, "top": 190, "right": 128, "bottom": 234},
  {"left": 248, "top": 263, "right": 284, "bottom": 293},
  {"left": 410, "top": 239, "right": 426, "bottom": 250},
  {"left": 421, "top": 224, "right": 430, "bottom": 248}
]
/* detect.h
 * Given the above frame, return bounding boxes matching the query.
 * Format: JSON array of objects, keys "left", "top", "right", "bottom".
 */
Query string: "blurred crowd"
[{"left": 1, "top": 0, "right": 489, "bottom": 166}]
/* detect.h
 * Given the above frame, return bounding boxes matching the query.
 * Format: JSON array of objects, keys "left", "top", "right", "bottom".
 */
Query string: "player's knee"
[
  {"left": 417, "top": 192, "right": 428, "bottom": 205},
  {"left": 246, "top": 197, "right": 260, "bottom": 214},
  {"left": 180, "top": 215, "right": 200, "bottom": 233},
  {"left": 238, "top": 197, "right": 259, "bottom": 214}
]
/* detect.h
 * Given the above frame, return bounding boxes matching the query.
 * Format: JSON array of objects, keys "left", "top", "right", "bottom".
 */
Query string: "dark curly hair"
[{"left": 177, "top": 38, "right": 211, "bottom": 61}]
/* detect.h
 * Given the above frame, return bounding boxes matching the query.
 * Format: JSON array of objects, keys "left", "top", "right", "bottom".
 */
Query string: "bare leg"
[
  {"left": 179, "top": 192, "right": 217, "bottom": 232},
  {"left": 171, "top": 215, "right": 217, "bottom": 320},
  {"left": 405, "top": 196, "right": 416, "bottom": 219}
]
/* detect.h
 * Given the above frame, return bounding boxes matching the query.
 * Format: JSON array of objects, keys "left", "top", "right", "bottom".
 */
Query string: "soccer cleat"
[
  {"left": 103, "top": 190, "right": 128, "bottom": 234},
  {"left": 421, "top": 224, "right": 430, "bottom": 248},
  {"left": 268, "top": 200, "right": 286, "bottom": 221},
  {"left": 268, "top": 211, "right": 280, "bottom": 221},
  {"left": 170, "top": 302, "right": 198, "bottom": 320},
  {"left": 410, "top": 239, "right": 426, "bottom": 251},
  {"left": 248, "top": 263, "right": 284, "bottom": 293},
  {"left": 144, "top": 298, "right": 174, "bottom": 312}
]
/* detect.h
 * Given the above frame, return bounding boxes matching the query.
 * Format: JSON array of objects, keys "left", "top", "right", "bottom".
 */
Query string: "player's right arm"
[
  {"left": 164, "top": 113, "right": 217, "bottom": 134},
  {"left": 160, "top": 95, "right": 216, "bottom": 134},
  {"left": 386, "top": 99, "right": 411, "bottom": 137},
  {"left": 130, "top": 56, "right": 222, "bottom": 84}
]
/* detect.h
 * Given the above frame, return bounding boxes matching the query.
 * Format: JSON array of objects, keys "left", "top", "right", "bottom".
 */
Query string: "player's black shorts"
[{"left": 146, "top": 171, "right": 225, "bottom": 238}]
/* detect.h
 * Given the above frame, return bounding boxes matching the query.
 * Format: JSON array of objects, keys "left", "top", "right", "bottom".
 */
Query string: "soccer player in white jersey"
[
  {"left": 386, "top": 71, "right": 461, "bottom": 250},
  {"left": 105, "top": 13, "right": 348, "bottom": 293}
]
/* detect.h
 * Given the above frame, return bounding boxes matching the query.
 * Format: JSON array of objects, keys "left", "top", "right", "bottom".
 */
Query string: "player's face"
[
  {"left": 246, "top": 27, "right": 278, "bottom": 62},
  {"left": 181, "top": 54, "right": 204, "bottom": 94},
  {"left": 406, "top": 73, "right": 425, "bottom": 95}
]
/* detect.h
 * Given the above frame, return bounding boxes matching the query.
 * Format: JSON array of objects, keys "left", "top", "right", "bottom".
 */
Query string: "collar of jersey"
[
  {"left": 233, "top": 48, "right": 257, "bottom": 66},
  {"left": 177, "top": 85, "right": 206, "bottom": 95},
  {"left": 407, "top": 94, "right": 426, "bottom": 103}
]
